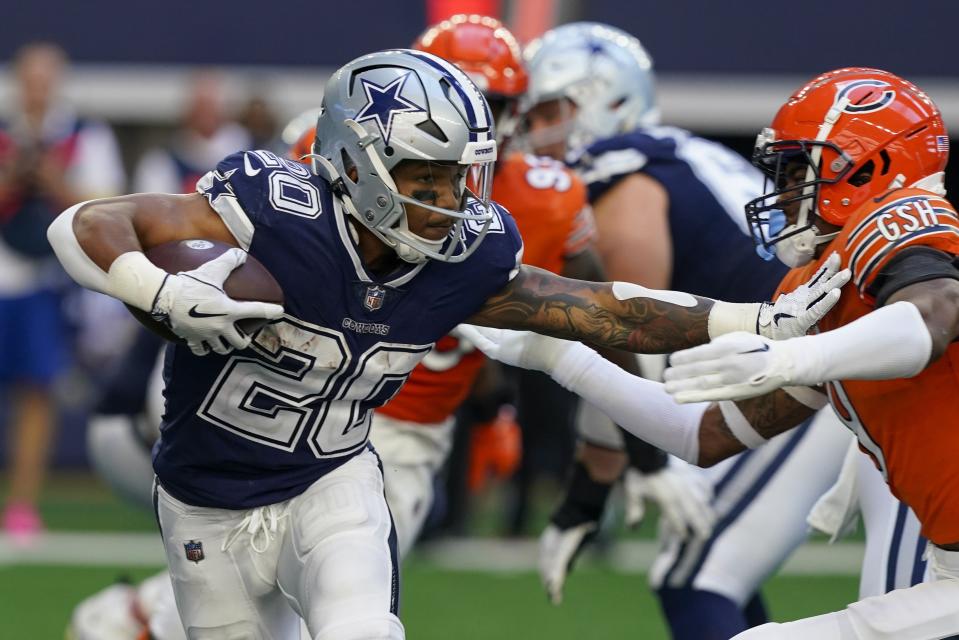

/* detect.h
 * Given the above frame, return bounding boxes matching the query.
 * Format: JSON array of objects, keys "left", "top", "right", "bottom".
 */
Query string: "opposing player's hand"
[
  {"left": 457, "top": 324, "right": 576, "bottom": 373},
  {"left": 538, "top": 461, "right": 610, "bottom": 605},
  {"left": 623, "top": 462, "right": 715, "bottom": 538},
  {"left": 663, "top": 331, "right": 812, "bottom": 403},
  {"left": 539, "top": 521, "right": 598, "bottom": 605},
  {"left": 756, "top": 253, "right": 850, "bottom": 340},
  {"left": 152, "top": 248, "right": 284, "bottom": 356}
]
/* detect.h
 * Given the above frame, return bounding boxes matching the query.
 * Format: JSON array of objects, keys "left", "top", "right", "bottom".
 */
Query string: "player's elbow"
[
  {"left": 904, "top": 282, "right": 959, "bottom": 363},
  {"left": 923, "top": 304, "right": 959, "bottom": 364}
]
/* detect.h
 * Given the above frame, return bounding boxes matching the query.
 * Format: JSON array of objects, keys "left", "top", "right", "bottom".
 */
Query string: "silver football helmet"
[
  {"left": 312, "top": 49, "right": 497, "bottom": 264},
  {"left": 522, "top": 22, "right": 659, "bottom": 155}
]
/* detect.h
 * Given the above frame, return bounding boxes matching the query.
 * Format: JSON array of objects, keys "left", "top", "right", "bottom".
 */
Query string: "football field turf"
[
  {"left": 0, "top": 563, "right": 857, "bottom": 638},
  {"left": 0, "top": 474, "right": 861, "bottom": 638}
]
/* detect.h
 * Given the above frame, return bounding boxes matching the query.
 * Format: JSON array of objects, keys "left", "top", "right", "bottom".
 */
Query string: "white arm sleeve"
[
  {"left": 549, "top": 343, "right": 708, "bottom": 464},
  {"left": 48, "top": 202, "right": 112, "bottom": 294},
  {"left": 790, "top": 301, "right": 932, "bottom": 384},
  {"left": 47, "top": 202, "right": 167, "bottom": 311}
]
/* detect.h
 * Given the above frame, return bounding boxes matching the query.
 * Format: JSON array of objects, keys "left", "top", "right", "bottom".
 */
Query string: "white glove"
[
  {"left": 539, "top": 521, "right": 598, "bottom": 605},
  {"left": 152, "top": 248, "right": 284, "bottom": 356},
  {"left": 756, "top": 253, "right": 850, "bottom": 340},
  {"left": 456, "top": 324, "right": 577, "bottom": 373},
  {"left": 663, "top": 332, "right": 807, "bottom": 403},
  {"left": 623, "top": 461, "right": 715, "bottom": 539}
]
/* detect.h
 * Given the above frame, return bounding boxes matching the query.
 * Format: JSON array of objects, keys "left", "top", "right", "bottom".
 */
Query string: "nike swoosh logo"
[
  {"left": 773, "top": 313, "right": 795, "bottom": 324},
  {"left": 243, "top": 153, "right": 261, "bottom": 176},
  {"left": 742, "top": 344, "right": 771, "bottom": 354},
  {"left": 188, "top": 305, "right": 228, "bottom": 319}
]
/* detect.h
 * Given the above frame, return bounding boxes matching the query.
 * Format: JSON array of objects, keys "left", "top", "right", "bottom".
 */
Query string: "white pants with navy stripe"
[
  {"left": 857, "top": 446, "right": 929, "bottom": 597},
  {"left": 650, "top": 409, "right": 852, "bottom": 604},
  {"left": 369, "top": 413, "right": 455, "bottom": 559},
  {"left": 155, "top": 448, "right": 403, "bottom": 640}
]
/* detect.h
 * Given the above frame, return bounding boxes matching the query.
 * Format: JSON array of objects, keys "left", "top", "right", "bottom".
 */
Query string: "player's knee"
[
  {"left": 731, "top": 612, "right": 853, "bottom": 640},
  {"left": 186, "top": 620, "right": 260, "bottom": 640},
  {"left": 847, "top": 580, "right": 959, "bottom": 640},
  {"left": 312, "top": 615, "right": 404, "bottom": 640}
]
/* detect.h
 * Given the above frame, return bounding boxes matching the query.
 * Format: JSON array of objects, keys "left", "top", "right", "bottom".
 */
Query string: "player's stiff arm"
[{"left": 465, "top": 67, "right": 959, "bottom": 640}]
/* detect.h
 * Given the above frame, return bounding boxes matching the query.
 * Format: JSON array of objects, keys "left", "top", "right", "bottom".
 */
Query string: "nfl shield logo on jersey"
[
  {"left": 184, "top": 540, "right": 205, "bottom": 564},
  {"left": 364, "top": 285, "right": 386, "bottom": 312}
]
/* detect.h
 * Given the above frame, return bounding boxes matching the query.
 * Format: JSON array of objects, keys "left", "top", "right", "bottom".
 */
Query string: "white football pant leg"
[
  {"left": 134, "top": 571, "right": 187, "bottom": 640},
  {"left": 651, "top": 408, "right": 851, "bottom": 604},
  {"left": 67, "top": 582, "right": 142, "bottom": 640},
  {"left": 857, "top": 449, "right": 929, "bottom": 597},
  {"left": 277, "top": 449, "right": 404, "bottom": 640},
  {"left": 733, "top": 560, "right": 959, "bottom": 639},
  {"left": 369, "top": 413, "right": 454, "bottom": 559},
  {"left": 155, "top": 484, "right": 300, "bottom": 640},
  {"left": 87, "top": 414, "right": 156, "bottom": 510}
]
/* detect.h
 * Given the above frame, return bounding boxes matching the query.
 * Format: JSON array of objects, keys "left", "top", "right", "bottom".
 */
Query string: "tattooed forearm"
[
  {"left": 469, "top": 265, "right": 714, "bottom": 353},
  {"left": 697, "top": 390, "right": 816, "bottom": 466}
]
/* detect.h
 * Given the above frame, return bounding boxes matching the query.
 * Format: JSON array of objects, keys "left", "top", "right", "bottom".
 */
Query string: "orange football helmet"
[
  {"left": 414, "top": 14, "right": 527, "bottom": 144},
  {"left": 747, "top": 67, "right": 949, "bottom": 266}
]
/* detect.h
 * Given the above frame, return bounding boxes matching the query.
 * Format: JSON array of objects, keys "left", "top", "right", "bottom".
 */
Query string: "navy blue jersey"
[
  {"left": 573, "top": 126, "right": 787, "bottom": 302},
  {"left": 153, "top": 150, "right": 523, "bottom": 509}
]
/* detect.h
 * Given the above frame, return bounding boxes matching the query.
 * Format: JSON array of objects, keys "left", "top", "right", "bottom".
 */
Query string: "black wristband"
[{"left": 550, "top": 461, "right": 613, "bottom": 529}]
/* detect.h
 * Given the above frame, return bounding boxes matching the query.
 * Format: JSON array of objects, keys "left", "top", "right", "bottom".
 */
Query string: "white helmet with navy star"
[
  {"left": 312, "top": 49, "right": 498, "bottom": 264},
  {"left": 523, "top": 22, "right": 659, "bottom": 155}
]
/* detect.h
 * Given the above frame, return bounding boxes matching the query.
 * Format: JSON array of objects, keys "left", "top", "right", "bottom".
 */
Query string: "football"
[{"left": 126, "top": 239, "right": 284, "bottom": 342}]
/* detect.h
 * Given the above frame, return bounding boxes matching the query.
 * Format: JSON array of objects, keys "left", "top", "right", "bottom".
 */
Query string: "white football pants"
[
  {"left": 732, "top": 545, "right": 959, "bottom": 639},
  {"left": 369, "top": 413, "right": 455, "bottom": 559},
  {"left": 155, "top": 448, "right": 403, "bottom": 640},
  {"left": 649, "top": 408, "right": 852, "bottom": 604}
]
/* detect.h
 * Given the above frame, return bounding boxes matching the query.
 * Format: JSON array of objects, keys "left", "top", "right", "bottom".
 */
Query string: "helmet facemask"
[
  {"left": 746, "top": 131, "right": 853, "bottom": 267},
  {"left": 312, "top": 51, "right": 498, "bottom": 264},
  {"left": 313, "top": 119, "right": 495, "bottom": 264}
]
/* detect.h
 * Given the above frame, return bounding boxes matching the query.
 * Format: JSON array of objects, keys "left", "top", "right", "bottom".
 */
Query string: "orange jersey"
[
  {"left": 775, "top": 188, "right": 959, "bottom": 544},
  {"left": 379, "top": 153, "right": 593, "bottom": 424}
]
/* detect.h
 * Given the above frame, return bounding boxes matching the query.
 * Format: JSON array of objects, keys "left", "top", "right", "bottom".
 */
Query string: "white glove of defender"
[
  {"left": 456, "top": 324, "right": 578, "bottom": 373},
  {"left": 756, "top": 253, "right": 850, "bottom": 340},
  {"left": 663, "top": 332, "right": 810, "bottom": 403},
  {"left": 623, "top": 462, "right": 716, "bottom": 539},
  {"left": 152, "top": 248, "right": 284, "bottom": 356},
  {"left": 539, "top": 521, "right": 598, "bottom": 605}
]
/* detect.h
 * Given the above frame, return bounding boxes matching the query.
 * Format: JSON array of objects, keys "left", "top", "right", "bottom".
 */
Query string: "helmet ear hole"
[
  {"left": 340, "top": 149, "right": 358, "bottom": 183},
  {"left": 848, "top": 160, "right": 875, "bottom": 187}
]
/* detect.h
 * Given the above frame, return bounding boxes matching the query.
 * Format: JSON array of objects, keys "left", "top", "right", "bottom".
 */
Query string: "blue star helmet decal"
[
  {"left": 585, "top": 38, "right": 606, "bottom": 56},
  {"left": 355, "top": 73, "right": 425, "bottom": 145}
]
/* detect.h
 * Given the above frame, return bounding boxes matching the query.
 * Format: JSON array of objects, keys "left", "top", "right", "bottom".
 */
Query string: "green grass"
[
  {"left": 9, "top": 473, "right": 157, "bottom": 533},
  {"left": 0, "top": 473, "right": 860, "bottom": 638},
  {"left": 0, "top": 563, "right": 857, "bottom": 639}
]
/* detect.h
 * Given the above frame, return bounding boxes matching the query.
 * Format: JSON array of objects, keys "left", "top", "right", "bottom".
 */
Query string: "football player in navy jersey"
[
  {"left": 48, "top": 49, "right": 843, "bottom": 640},
  {"left": 520, "top": 23, "right": 855, "bottom": 639}
]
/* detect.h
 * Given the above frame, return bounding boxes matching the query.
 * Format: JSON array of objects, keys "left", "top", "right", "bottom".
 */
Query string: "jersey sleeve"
[
  {"left": 842, "top": 192, "right": 959, "bottom": 299},
  {"left": 196, "top": 149, "right": 318, "bottom": 250},
  {"left": 574, "top": 132, "right": 656, "bottom": 203},
  {"left": 493, "top": 201, "right": 524, "bottom": 283}
]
